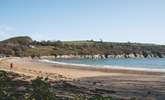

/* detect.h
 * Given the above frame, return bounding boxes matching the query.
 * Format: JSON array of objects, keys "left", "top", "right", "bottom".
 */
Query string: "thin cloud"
[
  {"left": 0, "top": 24, "right": 15, "bottom": 32},
  {"left": 0, "top": 25, "right": 18, "bottom": 40}
]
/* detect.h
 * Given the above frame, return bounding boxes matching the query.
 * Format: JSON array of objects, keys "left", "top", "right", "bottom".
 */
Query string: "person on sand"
[{"left": 10, "top": 63, "right": 13, "bottom": 70}]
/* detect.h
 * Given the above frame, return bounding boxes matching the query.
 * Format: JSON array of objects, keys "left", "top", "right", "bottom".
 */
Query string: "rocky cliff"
[{"left": 1, "top": 36, "right": 165, "bottom": 59}]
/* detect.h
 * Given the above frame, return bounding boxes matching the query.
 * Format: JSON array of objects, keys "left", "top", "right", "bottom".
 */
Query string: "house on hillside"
[{"left": 29, "top": 45, "right": 35, "bottom": 48}]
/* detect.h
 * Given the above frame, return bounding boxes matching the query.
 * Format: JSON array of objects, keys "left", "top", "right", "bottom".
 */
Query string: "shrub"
[
  {"left": 29, "top": 77, "right": 56, "bottom": 100},
  {"left": 0, "top": 71, "right": 11, "bottom": 99}
]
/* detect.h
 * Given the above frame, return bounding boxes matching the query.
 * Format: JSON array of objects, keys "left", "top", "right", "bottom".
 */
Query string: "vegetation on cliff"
[
  {"left": 0, "top": 36, "right": 32, "bottom": 57},
  {"left": 1, "top": 36, "right": 165, "bottom": 58}
]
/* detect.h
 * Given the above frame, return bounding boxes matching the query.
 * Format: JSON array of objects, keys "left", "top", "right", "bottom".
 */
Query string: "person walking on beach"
[{"left": 10, "top": 63, "right": 13, "bottom": 70}]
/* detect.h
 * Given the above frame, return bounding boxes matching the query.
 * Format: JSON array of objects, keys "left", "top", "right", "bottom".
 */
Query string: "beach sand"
[{"left": 0, "top": 57, "right": 165, "bottom": 99}]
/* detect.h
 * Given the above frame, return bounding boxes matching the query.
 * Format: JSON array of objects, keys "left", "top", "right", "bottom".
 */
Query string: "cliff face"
[
  {"left": 31, "top": 41, "right": 165, "bottom": 59},
  {"left": 40, "top": 53, "right": 165, "bottom": 59},
  {"left": 1, "top": 36, "right": 165, "bottom": 58}
]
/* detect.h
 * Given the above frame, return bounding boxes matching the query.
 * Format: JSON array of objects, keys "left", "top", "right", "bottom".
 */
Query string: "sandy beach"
[
  {"left": 0, "top": 57, "right": 116, "bottom": 80},
  {"left": 1, "top": 57, "right": 165, "bottom": 99}
]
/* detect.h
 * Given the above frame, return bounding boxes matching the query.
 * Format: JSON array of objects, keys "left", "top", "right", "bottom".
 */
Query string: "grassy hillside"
[
  {"left": 1, "top": 36, "right": 165, "bottom": 58},
  {"left": 29, "top": 40, "right": 165, "bottom": 57},
  {"left": 0, "top": 36, "right": 32, "bottom": 56},
  {"left": 2, "top": 36, "right": 32, "bottom": 45}
]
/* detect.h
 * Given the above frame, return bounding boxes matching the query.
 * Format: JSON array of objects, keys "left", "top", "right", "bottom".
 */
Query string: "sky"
[{"left": 0, "top": 0, "right": 165, "bottom": 44}]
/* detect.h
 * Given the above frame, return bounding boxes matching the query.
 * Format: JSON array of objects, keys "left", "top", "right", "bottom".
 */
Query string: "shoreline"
[
  {"left": 0, "top": 57, "right": 114, "bottom": 79},
  {"left": 0, "top": 57, "right": 165, "bottom": 79},
  {"left": 40, "top": 59, "right": 165, "bottom": 75}
]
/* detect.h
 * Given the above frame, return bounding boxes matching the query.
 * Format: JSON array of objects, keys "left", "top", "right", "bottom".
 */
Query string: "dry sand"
[
  {"left": 1, "top": 57, "right": 165, "bottom": 99},
  {"left": 0, "top": 57, "right": 117, "bottom": 80}
]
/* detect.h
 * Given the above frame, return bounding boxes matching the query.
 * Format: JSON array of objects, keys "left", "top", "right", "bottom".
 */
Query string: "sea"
[{"left": 41, "top": 58, "right": 165, "bottom": 72}]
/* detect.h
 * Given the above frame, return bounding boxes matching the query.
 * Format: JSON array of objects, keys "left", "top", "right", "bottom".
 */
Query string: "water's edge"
[{"left": 40, "top": 59, "right": 165, "bottom": 72}]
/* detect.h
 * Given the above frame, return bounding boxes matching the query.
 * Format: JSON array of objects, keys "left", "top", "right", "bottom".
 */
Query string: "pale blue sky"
[{"left": 0, "top": 0, "right": 165, "bottom": 44}]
